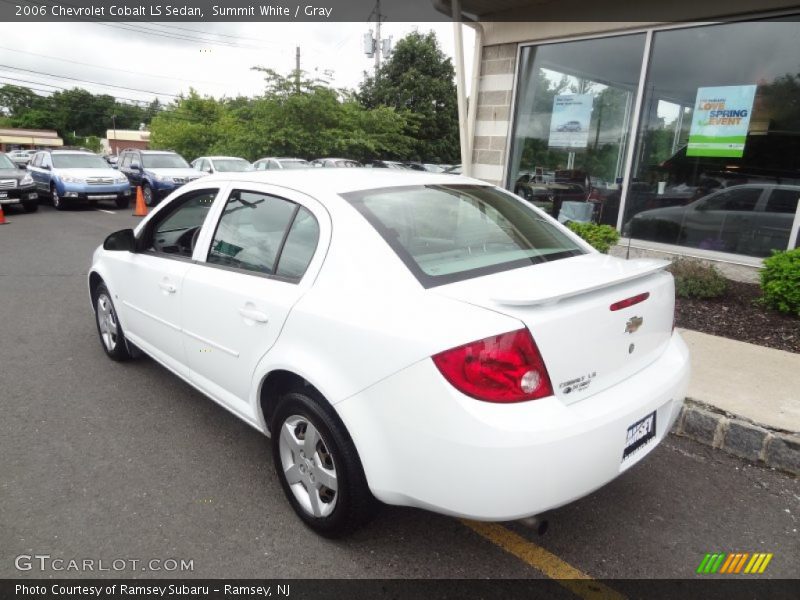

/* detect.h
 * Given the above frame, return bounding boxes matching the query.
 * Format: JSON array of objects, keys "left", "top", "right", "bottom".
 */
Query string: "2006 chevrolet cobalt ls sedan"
[{"left": 89, "top": 170, "right": 690, "bottom": 536}]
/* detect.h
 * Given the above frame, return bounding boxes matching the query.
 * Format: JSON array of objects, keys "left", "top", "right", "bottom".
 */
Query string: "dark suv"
[
  {"left": 117, "top": 149, "right": 205, "bottom": 207},
  {"left": 0, "top": 152, "right": 38, "bottom": 212}
]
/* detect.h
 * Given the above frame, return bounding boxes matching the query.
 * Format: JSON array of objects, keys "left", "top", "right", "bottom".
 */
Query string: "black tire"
[
  {"left": 93, "top": 283, "right": 131, "bottom": 361},
  {"left": 115, "top": 196, "right": 130, "bottom": 209},
  {"left": 142, "top": 183, "right": 155, "bottom": 207},
  {"left": 22, "top": 202, "right": 38, "bottom": 213},
  {"left": 51, "top": 185, "right": 66, "bottom": 210},
  {"left": 271, "top": 388, "right": 378, "bottom": 537}
]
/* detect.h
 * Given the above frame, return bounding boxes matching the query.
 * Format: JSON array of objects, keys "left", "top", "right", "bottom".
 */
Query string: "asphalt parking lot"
[{"left": 1, "top": 204, "right": 798, "bottom": 585}]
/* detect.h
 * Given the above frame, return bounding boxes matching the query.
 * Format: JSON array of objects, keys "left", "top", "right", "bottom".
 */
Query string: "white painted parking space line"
[{"left": 96, "top": 209, "right": 116, "bottom": 214}]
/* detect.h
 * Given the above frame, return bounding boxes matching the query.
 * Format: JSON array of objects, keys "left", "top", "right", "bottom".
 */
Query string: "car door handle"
[
  {"left": 158, "top": 281, "right": 177, "bottom": 294},
  {"left": 238, "top": 306, "right": 269, "bottom": 323}
]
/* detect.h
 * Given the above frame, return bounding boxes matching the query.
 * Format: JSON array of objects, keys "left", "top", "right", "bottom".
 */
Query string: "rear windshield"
[
  {"left": 342, "top": 184, "right": 585, "bottom": 287},
  {"left": 278, "top": 160, "right": 310, "bottom": 169}
]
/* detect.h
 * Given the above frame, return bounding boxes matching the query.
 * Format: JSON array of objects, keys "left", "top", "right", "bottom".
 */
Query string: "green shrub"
[
  {"left": 566, "top": 222, "right": 620, "bottom": 254},
  {"left": 667, "top": 258, "right": 728, "bottom": 299},
  {"left": 760, "top": 248, "right": 800, "bottom": 316}
]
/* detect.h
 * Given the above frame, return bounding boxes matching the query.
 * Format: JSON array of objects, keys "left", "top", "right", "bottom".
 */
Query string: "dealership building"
[{"left": 441, "top": 1, "right": 800, "bottom": 279}]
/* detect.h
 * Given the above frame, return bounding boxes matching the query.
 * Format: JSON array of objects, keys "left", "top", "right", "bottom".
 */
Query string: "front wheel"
[
  {"left": 94, "top": 283, "right": 131, "bottom": 361},
  {"left": 272, "top": 389, "right": 378, "bottom": 537},
  {"left": 142, "top": 183, "right": 155, "bottom": 207},
  {"left": 51, "top": 185, "right": 66, "bottom": 210}
]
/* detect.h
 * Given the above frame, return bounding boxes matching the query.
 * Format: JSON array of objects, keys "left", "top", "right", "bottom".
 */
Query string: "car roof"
[
  {"left": 50, "top": 150, "right": 95, "bottom": 154},
  {"left": 199, "top": 156, "right": 249, "bottom": 161},
  {"left": 192, "top": 168, "right": 482, "bottom": 196}
]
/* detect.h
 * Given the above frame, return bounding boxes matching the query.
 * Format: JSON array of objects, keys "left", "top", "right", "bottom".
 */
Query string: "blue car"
[
  {"left": 27, "top": 149, "right": 132, "bottom": 210},
  {"left": 117, "top": 148, "right": 206, "bottom": 207}
]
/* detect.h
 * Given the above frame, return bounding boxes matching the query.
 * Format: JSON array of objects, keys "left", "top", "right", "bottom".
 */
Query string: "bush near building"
[
  {"left": 760, "top": 248, "right": 800, "bottom": 316},
  {"left": 667, "top": 258, "right": 728, "bottom": 299},
  {"left": 566, "top": 222, "right": 620, "bottom": 254}
]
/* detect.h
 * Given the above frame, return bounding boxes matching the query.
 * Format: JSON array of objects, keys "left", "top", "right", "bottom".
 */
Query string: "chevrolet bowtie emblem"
[{"left": 625, "top": 316, "right": 644, "bottom": 334}]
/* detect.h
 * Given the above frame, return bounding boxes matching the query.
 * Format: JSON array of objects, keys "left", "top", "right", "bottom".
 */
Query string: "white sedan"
[{"left": 88, "top": 170, "right": 690, "bottom": 537}]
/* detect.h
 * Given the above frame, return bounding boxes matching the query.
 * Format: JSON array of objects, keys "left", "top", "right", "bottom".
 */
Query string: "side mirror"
[
  {"left": 18, "top": 163, "right": 27, "bottom": 170},
  {"left": 130, "top": 162, "right": 141, "bottom": 171},
  {"left": 43, "top": 164, "right": 51, "bottom": 171},
  {"left": 103, "top": 228, "right": 136, "bottom": 252}
]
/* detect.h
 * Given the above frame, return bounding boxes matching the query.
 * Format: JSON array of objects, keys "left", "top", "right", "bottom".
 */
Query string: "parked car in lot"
[
  {"left": 89, "top": 170, "right": 689, "bottom": 537},
  {"left": 310, "top": 158, "right": 362, "bottom": 168},
  {"left": 253, "top": 157, "right": 311, "bottom": 170},
  {"left": 7, "top": 149, "right": 37, "bottom": 167},
  {"left": 192, "top": 156, "right": 254, "bottom": 174},
  {"left": 117, "top": 148, "right": 204, "bottom": 207},
  {"left": 0, "top": 152, "right": 38, "bottom": 212},
  {"left": 27, "top": 149, "right": 131, "bottom": 210},
  {"left": 369, "top": 160, "right": 410, "bottom": 169},
  {"left": 624, "top": 184, "right": 800, "bottom": 257}
]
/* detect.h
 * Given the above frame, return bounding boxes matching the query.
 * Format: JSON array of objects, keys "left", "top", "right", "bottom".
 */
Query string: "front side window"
[
  {"left": 207, "top": 190, "right": 316, "bottom": 279},
  {"left": 624, "top": 19, "right": 800, "bottom": 257},
  {"left": 342, "top": 185, "right": 584, "bottom": 287},
  {"left": 145, "top": 189, "right": 218, "bottom": 257}
]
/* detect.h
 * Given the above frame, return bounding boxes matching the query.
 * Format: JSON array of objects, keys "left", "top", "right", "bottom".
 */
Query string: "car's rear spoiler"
[{"left": 491, "top": 259, "right": 670, "bottom": 307}]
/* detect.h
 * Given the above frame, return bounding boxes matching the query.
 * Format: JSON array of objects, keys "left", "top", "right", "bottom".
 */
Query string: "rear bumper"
[{"left": 336, "top": 332, "right": 690, "bottom": 521}]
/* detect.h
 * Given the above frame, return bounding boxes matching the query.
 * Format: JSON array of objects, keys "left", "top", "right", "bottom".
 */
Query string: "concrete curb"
[{"left": 672, "top": 398, "right": 800, "bottom": 476}]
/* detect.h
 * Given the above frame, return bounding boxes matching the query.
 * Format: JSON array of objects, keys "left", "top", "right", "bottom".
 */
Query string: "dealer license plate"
[{"left": 622, "top": 410, "right": 656, "bottom": 461}]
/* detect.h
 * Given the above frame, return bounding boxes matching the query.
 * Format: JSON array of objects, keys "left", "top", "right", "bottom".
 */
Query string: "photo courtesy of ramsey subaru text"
[{"left": 88, "top": 169, "right": 690, "bottom": 537}]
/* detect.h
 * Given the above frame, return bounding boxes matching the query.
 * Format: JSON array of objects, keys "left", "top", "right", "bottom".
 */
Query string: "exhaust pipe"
[{"left": 519, "top": 515, "right": 549, "bottom": 536}]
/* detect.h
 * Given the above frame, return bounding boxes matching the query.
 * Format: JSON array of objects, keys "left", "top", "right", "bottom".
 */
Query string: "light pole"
[{"left": 111, "top": 114, "right": 117, "bottom": 155}]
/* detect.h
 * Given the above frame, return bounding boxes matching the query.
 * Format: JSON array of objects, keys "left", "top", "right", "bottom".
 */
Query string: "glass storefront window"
[
  {"left": 623, "top": 20, "right": 800, "bottom": 258},
  {"left": 508, "top": 34, "right": 646, "bottom": 227}
]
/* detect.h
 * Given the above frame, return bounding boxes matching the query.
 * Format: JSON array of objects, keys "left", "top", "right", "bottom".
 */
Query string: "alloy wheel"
[
  {"left": 278, "top": 415, "right": 338, "bottom": 518},
  {"left": 96, "top": 293, "right": 119, "bottom": 352}
]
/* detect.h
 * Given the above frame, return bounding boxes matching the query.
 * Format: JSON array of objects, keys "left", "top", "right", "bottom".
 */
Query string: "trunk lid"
[{"left": 433, "top": 254, "right": 675, "bottom": 405}]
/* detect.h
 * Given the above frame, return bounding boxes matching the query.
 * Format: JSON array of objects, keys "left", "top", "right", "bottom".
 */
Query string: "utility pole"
[
  {"left": 295, "top": 46, "right": 301, "bottom": 93},
  {"left": 111, "top": 114, "right": 117, "bottom": 155},
  {"left": 374, "top": 0, "right": 381, "bottom": 74},
  {"left": 364, "top": 0, "right": 389, "bottom": 78}
]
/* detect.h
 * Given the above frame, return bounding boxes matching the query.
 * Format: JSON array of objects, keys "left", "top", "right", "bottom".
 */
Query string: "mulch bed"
[{"left": 675, "top": 280, "right": 799, "bottom": 354}]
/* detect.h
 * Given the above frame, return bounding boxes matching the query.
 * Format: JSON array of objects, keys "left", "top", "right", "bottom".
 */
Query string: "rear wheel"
[
  {"left": 272, "top": 388, "right": 378, "bottom": 537},
  {"left": 94, "top": 283, "right": 131, "bottom": 361},
  {"left": 51, "top": 185, "right": 66, "bottom": 210}
]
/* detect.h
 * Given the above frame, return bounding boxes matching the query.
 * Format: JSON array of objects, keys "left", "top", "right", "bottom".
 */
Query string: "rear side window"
[
  {"left": 342, "top": 184, "right": 585, "bottom": 287},
  {"left": 207, "top": 190, "right": 319, "bottom": 281}
]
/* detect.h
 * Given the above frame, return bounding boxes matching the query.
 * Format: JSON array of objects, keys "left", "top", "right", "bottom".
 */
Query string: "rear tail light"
[
  {"left": 610, "top": 292, "right": 650, "bottom": 311},
  {"left": 432, "top": 329, "right": 553, "bottom": 403}
]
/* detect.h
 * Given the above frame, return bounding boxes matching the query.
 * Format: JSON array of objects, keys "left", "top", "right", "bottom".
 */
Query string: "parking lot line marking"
[
  {"left": 96, "top": 209, "right": 116, "bottom": 214},
  {"left": 461, "top": 520, "right": 626, "bottom": 600}
]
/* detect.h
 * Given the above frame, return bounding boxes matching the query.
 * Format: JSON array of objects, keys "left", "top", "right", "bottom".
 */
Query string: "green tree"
[{"left": 359, "top": 31, "right": 459, "bottom": 163}]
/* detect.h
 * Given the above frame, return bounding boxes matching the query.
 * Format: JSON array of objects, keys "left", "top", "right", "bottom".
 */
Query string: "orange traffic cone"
[
  {"left": 132, "top": 186, "right": 148, "bottom": 217},
  {"left": 0, "top": 203, "right": 7, "bottom": 225}
]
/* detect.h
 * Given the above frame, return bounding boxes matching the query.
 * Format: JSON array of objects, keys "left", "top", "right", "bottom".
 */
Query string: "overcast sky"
[{"left": 0, "top": 22, "right": 475, "bottom": 108}]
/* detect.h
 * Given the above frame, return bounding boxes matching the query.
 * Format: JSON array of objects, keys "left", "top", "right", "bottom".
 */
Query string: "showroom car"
[
  {"left": 0, "top": 152, "right": 38, "bottom": 212},
  {"left": 88, "top": 170, "right": 690, "bottom": 537},
  {"left": 27, "top": 149, "right": 132, "bottom": 210},
  {"left": 623, "top": 184, "right": 800, "bottom": 257}
]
